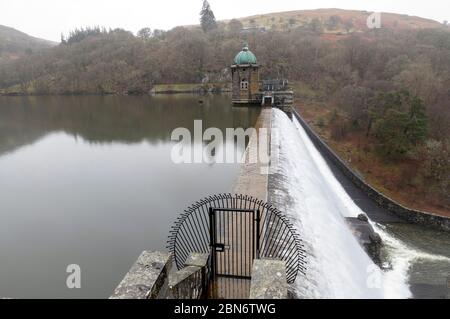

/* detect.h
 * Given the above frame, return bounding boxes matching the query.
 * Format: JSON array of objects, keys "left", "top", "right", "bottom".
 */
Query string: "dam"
[{"left": 111, "top": 106, "right": 450, "bottom": 299}]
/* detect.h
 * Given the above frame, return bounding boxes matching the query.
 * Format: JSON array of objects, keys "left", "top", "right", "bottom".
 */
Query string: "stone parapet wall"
[
  {"left": 232, "top": 108, "right": 272, "bottom": 200},
  {"left": 110, "top": 251, "right": 172, "bottom": 299}
]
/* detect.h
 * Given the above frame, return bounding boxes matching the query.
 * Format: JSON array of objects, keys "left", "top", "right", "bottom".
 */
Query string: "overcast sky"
[{"left": 0, "top": 0, "right": 449, "bottom": 42}]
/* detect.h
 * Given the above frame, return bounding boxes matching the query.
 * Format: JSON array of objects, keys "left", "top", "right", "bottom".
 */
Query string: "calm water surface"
[{"left": 0, "top": 95, "right": 259, "bottom": 298}]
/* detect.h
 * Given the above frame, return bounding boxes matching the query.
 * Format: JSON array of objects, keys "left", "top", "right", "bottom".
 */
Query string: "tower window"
[{"left": 240, "top": 79, "right": 249, "bottom": 90}]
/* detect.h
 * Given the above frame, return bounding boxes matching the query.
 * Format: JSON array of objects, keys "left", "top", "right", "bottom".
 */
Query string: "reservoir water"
[{"left": 0, "top": 95, "right": 260, "bottom": 298}]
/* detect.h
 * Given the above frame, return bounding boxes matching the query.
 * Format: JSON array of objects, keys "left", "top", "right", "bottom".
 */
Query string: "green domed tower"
[{"left": 231, "top": 44, "right": 260, "bottom": 105}]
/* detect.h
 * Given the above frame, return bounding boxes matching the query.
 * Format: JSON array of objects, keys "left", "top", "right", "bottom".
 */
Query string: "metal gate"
[
  {"left": 209, "top": 208, "right": 260, "bottom": 279},
  {"left": 167, "top": 194, "right": 306, "bottom": 297}
]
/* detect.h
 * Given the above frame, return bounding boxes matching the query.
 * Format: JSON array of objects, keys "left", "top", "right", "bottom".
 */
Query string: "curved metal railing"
[{"left": 167, "top": 194, "right": 306, "bottom": 284}]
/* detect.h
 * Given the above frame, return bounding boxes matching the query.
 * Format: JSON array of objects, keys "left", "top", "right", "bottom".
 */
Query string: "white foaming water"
[
  {"left": 372, "top": 222, "right": 450, "bottom": 298},
  {"left": 270, "top": 109, "right": 412, "bottom": 298}
]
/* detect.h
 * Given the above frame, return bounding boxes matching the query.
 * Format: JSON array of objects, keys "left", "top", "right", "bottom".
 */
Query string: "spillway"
[{"left": 268, "top": 108, "right": 412, "bottom": 298}]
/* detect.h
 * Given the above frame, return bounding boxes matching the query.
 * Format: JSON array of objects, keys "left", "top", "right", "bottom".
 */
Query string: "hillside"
[
  {"left": 231, "top": 8, "right": 446, "bottom": 33},
  {"left": 0, "top": 9, "right": 449, "bottom": 95},
  {"left": 0, "top": 25, "right": 56, "bottom": 63}
]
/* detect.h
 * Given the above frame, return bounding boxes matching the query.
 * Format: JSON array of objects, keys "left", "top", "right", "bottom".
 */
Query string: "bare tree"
[{"left": 137, "top": 28, "right": 152, "bottom": 40}]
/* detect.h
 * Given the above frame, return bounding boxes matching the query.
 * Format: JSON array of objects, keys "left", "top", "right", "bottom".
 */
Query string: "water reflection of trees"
[{"left": 0, "top": 95, "right": 260, "bottom": 156}]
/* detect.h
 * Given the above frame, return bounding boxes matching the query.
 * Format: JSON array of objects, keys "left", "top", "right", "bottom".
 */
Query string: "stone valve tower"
[{"left": 231, "top": 44, "right": 260, "bottom": 105}]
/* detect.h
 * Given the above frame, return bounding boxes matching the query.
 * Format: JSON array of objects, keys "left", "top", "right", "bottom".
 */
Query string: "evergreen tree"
[
  {"left": 200, "top": 0, "right": 217, "bottom": 32},
  {"left": 137, "top": 28, "right": 152, "bottom": 40},
  {"left": 373, "top": 91, "right": 427, "bottom": 159}
]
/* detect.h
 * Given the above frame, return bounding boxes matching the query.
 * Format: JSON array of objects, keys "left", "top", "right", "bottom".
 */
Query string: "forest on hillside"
[{"left": 0, "top": 6, "right": 449, "bottom": 212}]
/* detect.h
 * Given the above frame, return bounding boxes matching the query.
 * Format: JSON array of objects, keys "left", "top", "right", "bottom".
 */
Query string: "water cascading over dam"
[{"left": 268, "top": 109, "right": 412, "bottom": 298}]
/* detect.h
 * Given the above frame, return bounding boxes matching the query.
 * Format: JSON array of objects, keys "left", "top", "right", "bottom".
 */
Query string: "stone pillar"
[
  {"left": 249, "top": 259, "right": 288, "bottom": 299},
  {"left": 168, "top": 253, "right": 210, "bottom": 299}
]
